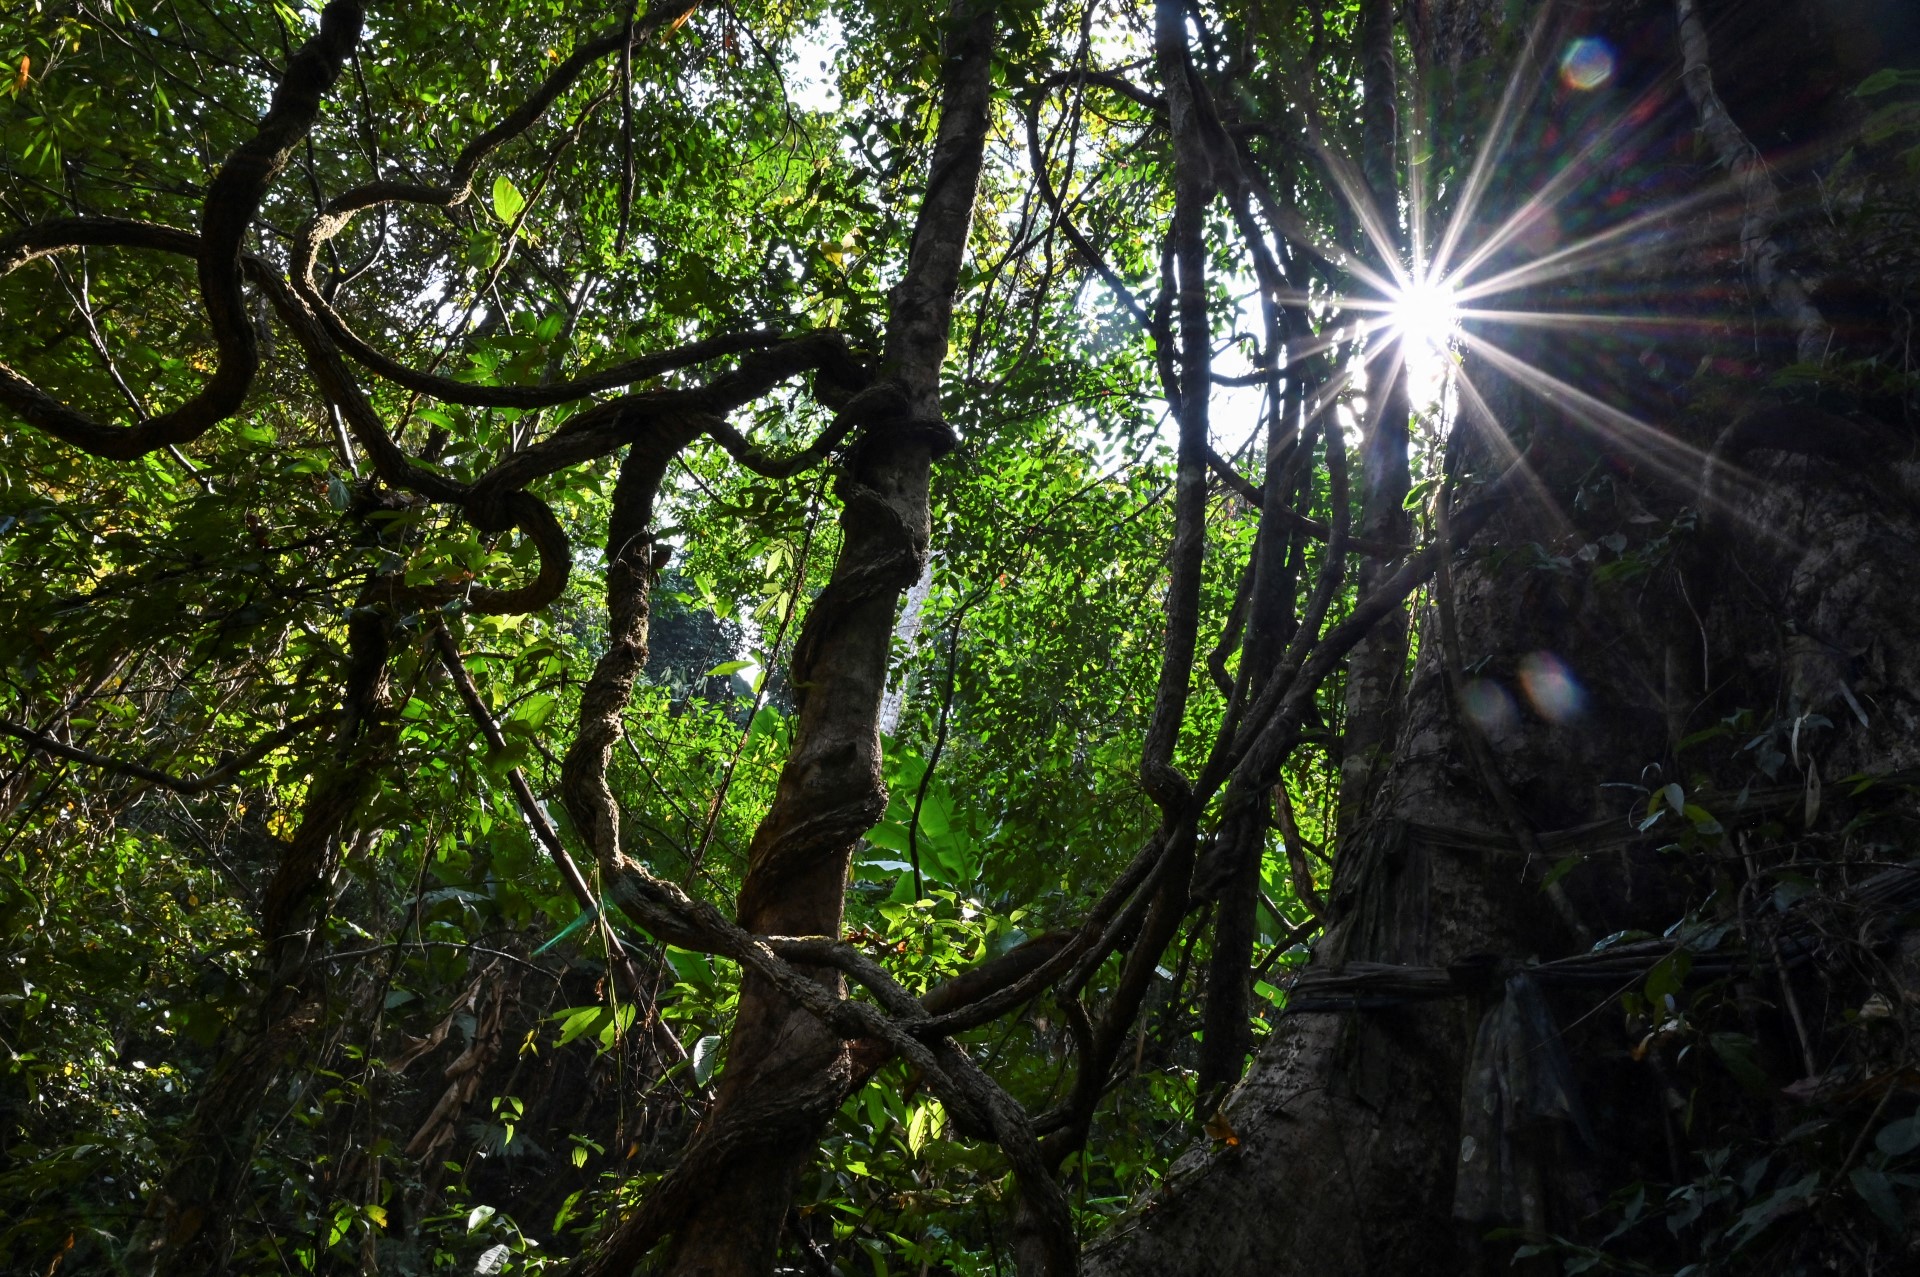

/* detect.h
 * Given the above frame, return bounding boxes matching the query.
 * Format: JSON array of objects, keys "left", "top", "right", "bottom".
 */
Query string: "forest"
[{"left": 3, "top": 0, "right": 1920, "bottom": 1272}]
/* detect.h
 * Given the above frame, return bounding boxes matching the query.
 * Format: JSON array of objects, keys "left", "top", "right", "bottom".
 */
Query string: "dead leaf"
[{"left": 1832, "top": 1069, "right": 1920, "bottom": 1103}]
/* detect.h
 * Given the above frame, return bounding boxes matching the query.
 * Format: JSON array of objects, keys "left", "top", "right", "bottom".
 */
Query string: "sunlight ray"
[
  {"left": 1358, "top": 341, "right": 1411, "bottom": 443},
  {"left": 1451, "top": 176, "right": 1743, "bottom": 305},
  {"left": 1454, "top": 308, "right": 1717, "bottom": 332},
  {"left": 1425, "top": 5, "right": 1557, "bottom": 284},
  {"left": 1239, "top": 178, "right": 1400, "bottom": 299},
  {"left": 1442, "top": 64, "right": 1686, "bottom": 290},
  {"left": 1407, "top": 51, "right": 1434, "bottom": 290},
  {"left": 1280, "top": 315, "right": 1392, "bottom": 369},
  {"left": 1298, "top": 363, "right": 1366, "bottom": 437},
  {"left": 1454, "top": 330, "right": 1787, "bottom": 539},
  {"left": 1465, "top": 332, "right": 1808, "bottom": 546},
  {"left": 1266, "top": 289, "right": 1397, "bottom": 316},
  {"left": 1451, "top": 362, "right": 1575, "bottom": 541},
  {"left": 1459, "top": 330, "right": 1702, "bottom": 472},
  {"left": 1304, "top": 134, "right": 1413, "bottom": 295},
  {"left": 1459, "top": 122, "right": 1846, "bottom": 307}
]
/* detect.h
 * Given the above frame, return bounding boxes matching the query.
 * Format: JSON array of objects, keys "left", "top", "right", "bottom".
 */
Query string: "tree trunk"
[
  {"left": 1088, "top": 0, "right": 1920, "bottom": 1271},
  {"left": 1336, "top": 0, "right": 1414, "bottom": 844},
  {"left": 592, "top": 6, "right": 1001, "bottom": 1273}
]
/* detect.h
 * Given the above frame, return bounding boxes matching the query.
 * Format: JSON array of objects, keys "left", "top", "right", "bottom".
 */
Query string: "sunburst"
[
  {"left": 1227, "top": 11, "right": 1802, "bottom": 539},
  {"left": 1384, "top": 271, "right": 1462, "bottom": 409}
]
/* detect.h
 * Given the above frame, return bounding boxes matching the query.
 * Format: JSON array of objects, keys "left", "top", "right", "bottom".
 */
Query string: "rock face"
[{"left": 1086, "top": 1, "right": 1920, "bottom": 1273}]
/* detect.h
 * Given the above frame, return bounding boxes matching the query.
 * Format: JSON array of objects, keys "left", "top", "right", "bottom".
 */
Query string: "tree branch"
[
  {"left": 1674, "top": 0, "right": 1831, "bottom": 365},
  {"left": 0, "top": 712, "right": 339, "bottom": 794},
  {"left": 0, "top": 1, "right": 363, "bottom": 460}
]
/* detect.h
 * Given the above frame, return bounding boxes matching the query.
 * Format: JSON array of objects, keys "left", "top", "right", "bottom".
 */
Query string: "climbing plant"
[{"left": 4, "top": 0, "right": 1919, "bottom": 1275}]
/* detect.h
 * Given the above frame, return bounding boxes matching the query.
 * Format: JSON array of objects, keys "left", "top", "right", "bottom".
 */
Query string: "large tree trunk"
[{"left": 1088, "top": 1, "right": 1920, "bottom": 1272}]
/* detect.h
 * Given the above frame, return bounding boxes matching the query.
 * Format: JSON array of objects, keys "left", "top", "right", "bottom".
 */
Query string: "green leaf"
[
  {"left": 1645, "top": 951, "right": 1691, "bottom": 1005},
  {"left": 1851, "top": 1166, "right": 1905, "bottom": 1233},
  {"left": 691, "top": 1033, "right": 723, "bottom": 1085},
  {"left": 533, "top": 907, "right": 596, "bottom": 955},
  {"left": 665, "top": 947, "right": 715, "bottom": 987},
  {"left": 507, "top": 692, "right": 558, "bottom": 731},
  {"left": 553, "top": 1189, "right": 585, "bottom": 1231},
  {"left": 1876, "top": 1115, "right": 1920, "bottom": 1158},
  {"left": 597, "top": 1003, "right": 637, "bottom": 1051},
  {"left": 906, "top": 1102, "right": 931, "bottom": 1155},
  {"left": 1683, "top": 804, "right": 1723, "bottom": 835},
  {"left": 555, "top": 1005, "right": 609, "bottom": 1048},
  {"left": 1542, "top": 854, "right": 1580, "bottom": 888},
  {"left": 492, "top": 174, "right": 526, "bottom": 223},
  {"left": 706, "top": 658, "right": 753, "bottom": 676},
  {"left": 1856, "top": 68, "right": 1904, "bottom": 96},
  {"left": 866, "top": 820, "right": 912, "bottom": 853},
  {"left": 483, "top": 738, "right": 532, "bottom": 774},
  {"left": 1708, "top": 1032, "right": 1769, "bottom": 1093}
]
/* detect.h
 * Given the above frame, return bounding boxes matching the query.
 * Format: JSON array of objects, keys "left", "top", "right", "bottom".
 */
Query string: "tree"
[
  {"left": 1090, "top": 2, "right": 1920, "bottom": 1273},
  {"left": 2, "top": 0, "right": 1917, "bottom": 1274}
]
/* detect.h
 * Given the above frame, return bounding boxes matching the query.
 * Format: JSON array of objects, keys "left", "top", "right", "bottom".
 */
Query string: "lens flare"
[
  {"left": 1518, "top": 651, "right": 1586, "bottom": 724},
  {"left": 1461, "top": 679, "right": 1520, "bottom": 739},
  {"left": 1208, "top": 2, "right": 1781, "bottom": 555},
  {"left": 1559, "top": 38, "right": 1615, "bottom": 91}
]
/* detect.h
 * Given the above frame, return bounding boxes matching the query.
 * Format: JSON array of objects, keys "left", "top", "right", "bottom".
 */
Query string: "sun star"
[
  {"left": 1390, "top": 274, "right": 1461, "bottom": 361},
  {"left": 1387, "top": 273, "right": 1461, "bottom": 404}
]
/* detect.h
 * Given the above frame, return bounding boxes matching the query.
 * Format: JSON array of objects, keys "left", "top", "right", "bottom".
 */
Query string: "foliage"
[{"left": 6, "top": 0, "right": 1919, "bottom": 1274}]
